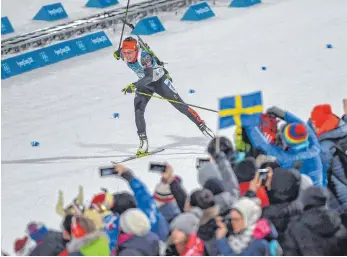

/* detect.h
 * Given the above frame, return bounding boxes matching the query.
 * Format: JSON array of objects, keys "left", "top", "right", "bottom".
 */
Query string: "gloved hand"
[
  {"left": 266, "top": 106, "right": 286, "bottom": 119},
  {"left": 113, "top": 48, "right": 121, "bottom": 60},
  {"left": 121, "top": 83, "right": 135, "bottom": 95}
]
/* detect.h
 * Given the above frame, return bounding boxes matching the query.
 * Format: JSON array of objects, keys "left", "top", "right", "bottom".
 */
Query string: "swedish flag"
[{"left": 219, "top": 91, "right": 263, "bottom": 129}]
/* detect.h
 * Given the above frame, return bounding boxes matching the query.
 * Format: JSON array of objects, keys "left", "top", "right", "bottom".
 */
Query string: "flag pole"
[{"left": 216, "top": 100, "right": 220, "bottom": 155}]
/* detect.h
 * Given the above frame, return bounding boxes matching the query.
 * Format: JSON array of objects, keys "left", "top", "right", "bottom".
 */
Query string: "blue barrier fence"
[
  {"left": 181, "top": 2, "right": 215, "bottom": 21},
  {"left": 86, "top": 0, "right": 119, "bottom": 8},
  {"left": 33, "top": 3, "right": 68, "bottom": 21},
  {"left": 1, "top": 31, "right": 112, "bottom": 80},
  {"left": 131, "top": 16, "right": 166, "bottom": 36},
  {"left": 1, "top": 16, "right": 15, "bottom": 35}
]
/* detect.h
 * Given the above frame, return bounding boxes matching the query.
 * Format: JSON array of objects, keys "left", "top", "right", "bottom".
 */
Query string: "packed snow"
[{"left": 2, "top": 0, "right": 347, "bottom": 253}]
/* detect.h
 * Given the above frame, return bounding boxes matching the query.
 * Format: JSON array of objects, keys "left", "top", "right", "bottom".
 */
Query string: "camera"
[
  {"left": 99, "top": 166, "right": 118, "bottom": 177},
  {"left": 149, "top": 162, "right": 167, "bottom": 173},
  {"left": 196, "top": 158, "right": 210, "bottom": 169},
  {"left": 222, "top": 215, "right": 233, "bottom": 235}
]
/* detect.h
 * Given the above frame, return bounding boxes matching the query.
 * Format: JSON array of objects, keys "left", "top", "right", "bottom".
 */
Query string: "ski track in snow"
[{"left": 2, "top": 0, "right": 347, "bottom": 253}]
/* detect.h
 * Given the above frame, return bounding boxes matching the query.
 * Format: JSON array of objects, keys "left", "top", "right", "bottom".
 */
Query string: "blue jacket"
[
  {"left": 158, "top": 202, "right": 181, "bottom": 223},
  {"left": 245, "top": 111, "right": 323, "bottom": 186},
  {"left": 216, "top": 238, "right": 269, "bottom": 256},
  {"left": 118, "top": 232, "right": 160, "bottom": 256},
  {"left": 129, "top": 177, "right": 170, "bottom": 241},
  {"left": 318, "top": 115, "right": 347, "bottom": 207}
]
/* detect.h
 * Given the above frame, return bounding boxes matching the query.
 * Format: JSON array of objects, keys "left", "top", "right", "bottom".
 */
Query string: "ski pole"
[
  {"left": 117, "top": 0, "right": 131, "bottom": 51},
  {"left": 136, "top": 91, "right": 218, "bottom": 113}
]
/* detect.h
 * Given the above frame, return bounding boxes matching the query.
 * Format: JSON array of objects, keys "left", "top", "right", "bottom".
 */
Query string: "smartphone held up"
[
  {"left": 149, "top": 162, "right": 167, "bottom": 173},
  {"left": 258, "top": 168, "right": 269, "bottom": 185},
  {"left": 99, "top": 166, "right": 118, "bottom": 177}
]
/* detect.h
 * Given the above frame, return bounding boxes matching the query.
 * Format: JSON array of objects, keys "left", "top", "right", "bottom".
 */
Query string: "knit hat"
[
  {"left": 111, "top": 192, "right": 137, "bottom": 215},
  {"left": 197, "top": 162, "right": 222, "bottom": 187},
  {"left": 310, "top": 104, "right": 339, "bottom": 136},
  {"left": 14, "top": 236, "right": 36, "bottom": 256},
  {"left": 71, "top": 215, "right": 96, "bottom": 238},
  {"left": 170, "top": 211, "right": 201, "bottom": 236},
  {"left": 121, "top": 37, "right": 138, "bottom": 51},
  {"left": 203, "top": 178, "right": 225, "bottom": 195},
  {"left": 231, "top": 197, "right": 262, "bottom": 228},
  {"left": 26, "top": 222, "right": 48, "bottom": 243},
  {"left": 282, "top": 123, "right": 308, "bottom": 147},
  {"left": 311, "top": 104, "right": 334, "bottom": 129},
  {"left": 189, "top": 189, "right": 215, "bottom": 210},
  {"left": 119, "top": 208, "right": 151, "bottom": 236},
  {"left": 153, "top": 178, "right": 180, "bottom": 207}
]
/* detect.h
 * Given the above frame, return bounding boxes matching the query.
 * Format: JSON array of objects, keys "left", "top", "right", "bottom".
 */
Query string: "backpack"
[
  {"left": 331, "top": 136, "right": 347, "bottom": 177},
  {"left": 324, "top": 136, "right": 347, "bottom": 203}
]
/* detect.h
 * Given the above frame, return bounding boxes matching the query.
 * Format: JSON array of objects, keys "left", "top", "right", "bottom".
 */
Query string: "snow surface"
[{"left": 2, "top": 0, "right": 347, "bottom": 253}]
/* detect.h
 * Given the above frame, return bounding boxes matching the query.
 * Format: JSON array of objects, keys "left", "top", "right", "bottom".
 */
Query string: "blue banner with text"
[{"left": 1, "top": 31, "right": 112, "bottom": 80}]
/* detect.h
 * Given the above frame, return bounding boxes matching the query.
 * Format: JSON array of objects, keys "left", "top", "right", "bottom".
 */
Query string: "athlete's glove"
[
  {"left": 121, "top": 83, "right": 135, "bottom": 95},
  {"left": 113, "top": 49, "right": 121, "bottom": 60}
]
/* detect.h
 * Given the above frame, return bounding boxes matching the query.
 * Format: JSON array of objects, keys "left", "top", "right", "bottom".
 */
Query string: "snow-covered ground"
[{"left": 2, "top": 0, "right": 347, "bottom": 253}]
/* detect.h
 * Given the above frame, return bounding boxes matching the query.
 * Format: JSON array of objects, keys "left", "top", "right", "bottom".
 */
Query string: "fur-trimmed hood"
[{"left": 67, "top": 230, "right": 109, "bottom": 254}]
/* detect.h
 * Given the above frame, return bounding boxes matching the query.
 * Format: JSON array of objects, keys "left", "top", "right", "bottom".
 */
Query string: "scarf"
[{"left": 227, "top": 224, "right": 256, "bottom": 254}]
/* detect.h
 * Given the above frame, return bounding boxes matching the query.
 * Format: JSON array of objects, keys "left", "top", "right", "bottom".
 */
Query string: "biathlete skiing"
[{"left": 113, "top": 36, "right": 214, "bottom": 156}]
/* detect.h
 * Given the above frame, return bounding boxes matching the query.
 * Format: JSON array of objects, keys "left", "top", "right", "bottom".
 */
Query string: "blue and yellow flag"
[{"left": 219, "top": 91, "right": 263, "bottom": 129}]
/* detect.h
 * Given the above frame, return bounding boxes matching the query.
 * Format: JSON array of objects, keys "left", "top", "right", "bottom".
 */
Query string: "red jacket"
[
  {"left": 180, "top": 233, "right": 204, "bottom": 256},
  {"left": 58, "top": 249, "right": 68, "bottom": 256},
  {"left": 239, "top": 182, "right": 269, "bottom": 208}
]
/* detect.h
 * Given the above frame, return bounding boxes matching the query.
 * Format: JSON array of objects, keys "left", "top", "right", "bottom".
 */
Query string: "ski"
[{"left": 111, "top": 148, "right": 165, "bottom": 164}]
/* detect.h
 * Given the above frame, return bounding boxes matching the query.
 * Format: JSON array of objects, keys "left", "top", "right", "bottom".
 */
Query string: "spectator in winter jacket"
[
  {"left": 117, "top": 208, "right": 160, "bottom": 256},
  {"left": 66, "top": 215, "right": 110, "bottom": 256},
  {"left": 262, "top": 168, "right": 303, "bottom": 244},
  {"left": 215, "top": 197, "right": 270, "bottom": 256},
  {"left": 198, "top": 151, "right": 240, "bottom": 203},
  {"left": 189, "top": 189, "right": 220, "bottom": 256},
  {"left": 13, "top": 236, "right": 36, "bottom": 256},
  {"left": 153, "top": 179, "right": 181, "bottom": 223},
  {"left": 310, "top": 104, "right": 347, "bottom": 207},
  {"left": 245, "top": 106, "right": 323, "bottom": 186},
  {"left": 282, "top": 187, "right": 347, "bottom": 255},
  {"left": 26, "top": 222, "right": 66, "bottom": 256},
  {"left": 166, "top": 210, "right": 204, "bottom": 256},
  {"left": 112, "top": 164, "right": 170, "bottom": 241},
  {"left": 233, "top": 157, "right": 270, "bottom": 208},
  {"left": 153, "top": 164, "right": 183, "bottom": 223},
  {"left": 203, "top": 178, "right": 235, "bottom": 216}
]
